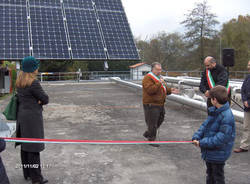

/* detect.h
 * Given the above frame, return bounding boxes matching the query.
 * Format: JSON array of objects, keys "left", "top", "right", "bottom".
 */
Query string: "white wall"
[{"left": 130, "top": 65, "right": 151, "bottom": 80}]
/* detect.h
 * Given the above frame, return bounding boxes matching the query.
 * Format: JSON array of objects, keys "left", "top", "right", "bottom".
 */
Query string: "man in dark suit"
[
  {"left": 234, "top": 60, "right": 250, "bottom": 153},
  {"left": 199, "top": 56, "right": 231, "bottom": 114}
]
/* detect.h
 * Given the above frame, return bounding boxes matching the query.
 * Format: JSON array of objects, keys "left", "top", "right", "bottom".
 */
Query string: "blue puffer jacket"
[{"left": 192, "top": 102, "right": 235, "bottom": 163}]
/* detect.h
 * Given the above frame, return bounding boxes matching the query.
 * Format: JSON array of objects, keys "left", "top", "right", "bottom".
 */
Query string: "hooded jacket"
[{"left": 192, "top": 102, "right": 235, "bottom": 163}]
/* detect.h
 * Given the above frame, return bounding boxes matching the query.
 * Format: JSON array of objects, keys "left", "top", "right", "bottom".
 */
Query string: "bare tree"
[{"left": 181, "top": 0, "right": 219, "bottom": 69}]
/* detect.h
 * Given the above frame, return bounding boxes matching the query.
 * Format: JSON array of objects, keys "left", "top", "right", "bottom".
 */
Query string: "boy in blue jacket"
[{"left": 192, "top": 85, "right": 235, "bottom": 184}]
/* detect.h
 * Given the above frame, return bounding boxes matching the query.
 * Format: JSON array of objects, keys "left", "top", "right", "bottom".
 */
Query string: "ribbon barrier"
[{"left": 1, "top": 137, "right": 193, "bottom": 145}]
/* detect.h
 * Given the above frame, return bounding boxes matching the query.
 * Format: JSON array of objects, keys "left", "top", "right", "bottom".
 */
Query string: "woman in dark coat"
[
  {"left": 16, "top": 56, "right": 49, "bottom": 184},
  {"left": 0, "top": 138, "right": 10, "bottom": 184}
]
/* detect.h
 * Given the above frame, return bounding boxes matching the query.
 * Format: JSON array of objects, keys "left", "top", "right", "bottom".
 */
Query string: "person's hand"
[
  {"left": 38, "top": 100, "right": 42, "bottom": 105},
  {"left": 171, "top": 88, "right": 179, "bottom": 94},
  {"left": 205, "top": 90, "right": 210, "bottom": 98},
  {"left": 192, "top": 140, "right": 200, "bottom": 147},
  {"left": 244, "top": 101, "right": 249, "bottom": 108}
]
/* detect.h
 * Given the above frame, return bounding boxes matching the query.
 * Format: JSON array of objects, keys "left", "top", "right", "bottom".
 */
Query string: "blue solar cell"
[
  {"left": 0, "top": 0, "right": 26, "bottom": 5},
  {"left": 30, "top": 6, "right": 70, "bottom": 59},
  {"left": 65, "top": 9, "right": 106, "bottom": 59},
  {"left": 94, "top": 0, "right": 123, "bottom": 11},
  {"left": 64, "top": 0, "right": 93, "bottom": 10},
  {"left": 0, "top": 4, "right": 30, "bottom": 59},
  {"left": 98, "top": 11, "right": 139, "bottom": 60},
  {"left": 29, "top": 0, "right": 61, "bottom": 7}
]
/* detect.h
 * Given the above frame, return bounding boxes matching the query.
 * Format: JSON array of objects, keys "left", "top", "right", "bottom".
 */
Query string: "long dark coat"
[
  {"left": 241, "top": 74, "right": 250, "bottom": 111},
  {"left": 0, "top": 138, "right": 10, "bottom": 184},
  {"left": 15, "top": 79, "right": 49, "bottom": 152}
]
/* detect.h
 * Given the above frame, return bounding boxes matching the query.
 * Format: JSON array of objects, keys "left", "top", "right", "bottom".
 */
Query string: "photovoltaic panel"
[
  {"left": 64, "top": 0, "right": 93, "bottom": 10},
  {"left": 29, "top": 6, "right": 70, "bottom": 59},
  {"left": 65, "top": 9, "right": 106, "bottom": 59},
  {"left": 98, "top": 11, "right": 139, "bottom": 60},
  {"left": 0, "top": 0, "right": 140, "bottom": 61},
  {"left": 94, "top": 0, "right": 123, "bottom": 11},
  {"left": 0, "top": 3, "right": 30, "bottom": 59}
]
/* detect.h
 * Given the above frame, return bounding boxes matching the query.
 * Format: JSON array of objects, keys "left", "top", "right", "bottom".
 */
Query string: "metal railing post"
[{"left": 41, "top": 73, "right": 43, "bottom": 82}]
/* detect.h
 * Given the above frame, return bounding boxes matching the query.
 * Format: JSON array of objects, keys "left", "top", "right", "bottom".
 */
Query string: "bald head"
[
  {"left": 151, "top": 62, "right": 162, "bottom": 76},
  {"left": 204, "top": 56, "right": 216, "bottom": 70}
]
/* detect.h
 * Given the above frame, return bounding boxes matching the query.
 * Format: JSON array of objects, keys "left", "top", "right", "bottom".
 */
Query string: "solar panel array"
[{"left": 0, "top": 0, "right": 139, "bottom": 61}]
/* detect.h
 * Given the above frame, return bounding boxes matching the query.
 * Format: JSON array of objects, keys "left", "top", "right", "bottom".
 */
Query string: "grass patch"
[{"left": 0, "top": 94, "right": 11, "bottom": 101}]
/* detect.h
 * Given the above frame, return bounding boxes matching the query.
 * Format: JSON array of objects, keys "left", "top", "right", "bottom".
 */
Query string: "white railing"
[{"left": 39, "top": 71, "right": 131, "bottom": 82}]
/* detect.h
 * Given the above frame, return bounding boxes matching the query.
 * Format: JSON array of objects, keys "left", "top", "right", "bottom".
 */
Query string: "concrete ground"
[{"left": 0, "top": 81, "right": 249, "bottom": 184}]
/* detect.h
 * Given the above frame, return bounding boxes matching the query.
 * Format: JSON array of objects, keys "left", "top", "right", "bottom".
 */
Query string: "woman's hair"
[
  {"left": 16, "top": 71, "right": 37, "bottom": 88},
  {"left": 209, "top": 85, "right": 229, "bottom": 105}
]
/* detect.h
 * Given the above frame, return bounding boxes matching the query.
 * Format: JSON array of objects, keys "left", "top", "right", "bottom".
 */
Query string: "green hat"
[{"left": 21, "top": 56, "right": 40, "bottom": 73}]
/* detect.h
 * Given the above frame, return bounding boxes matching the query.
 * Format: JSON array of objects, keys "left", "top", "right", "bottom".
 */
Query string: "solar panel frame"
[
  {"left": 0, "top": 3, "right": 30, "bottom": 60},
  {"left": 97, "top": 10, "right": 140, "bottom": 60},
  {"left": 65, "top": 8, "right": 107, "bottom": 60},
  {"left": 0, "top": 0, "right": 140, "bottom": 61},
  {"left": 29, "top": 5, "right": 71, "bottom": 60}
]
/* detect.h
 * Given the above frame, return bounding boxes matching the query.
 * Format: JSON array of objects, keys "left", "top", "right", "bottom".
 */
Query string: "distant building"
[{"left": 129, "top": 63, "right": 151, "bottom": 80}]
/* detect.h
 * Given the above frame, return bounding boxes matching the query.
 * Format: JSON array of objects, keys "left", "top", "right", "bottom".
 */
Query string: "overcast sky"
[{"left": 122, "top": 0, "right": 250, "bottom": 39}]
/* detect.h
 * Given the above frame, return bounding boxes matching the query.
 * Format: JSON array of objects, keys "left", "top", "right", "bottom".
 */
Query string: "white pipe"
[
  {"left": 163, "top": 76, "right": 242, "bottom": 89},
  {"left": 110, "top": 77, "right": 244, "bottom": 123}
]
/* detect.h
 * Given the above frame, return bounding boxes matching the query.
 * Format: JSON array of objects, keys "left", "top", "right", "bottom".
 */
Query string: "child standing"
[{"left": 192, "top": 85, "right": 235, "bottom": 184}]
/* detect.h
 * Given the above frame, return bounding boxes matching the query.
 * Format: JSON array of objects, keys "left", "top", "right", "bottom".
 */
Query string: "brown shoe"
[{"left": 234, "top": 148, "right": 248, "bottom": 153}]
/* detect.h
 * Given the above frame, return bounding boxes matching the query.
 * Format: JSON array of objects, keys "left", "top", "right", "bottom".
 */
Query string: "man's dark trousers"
[
  {"left": 206, "top": 162, "right": 225, "bottom": 184},
  {"left": 143, "top": 104, "right": 165, "bottom": 141}
]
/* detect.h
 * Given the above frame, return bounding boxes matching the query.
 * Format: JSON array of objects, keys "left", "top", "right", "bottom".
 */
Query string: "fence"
[
  {"left": 37, "top": 70, "right": 249, "bottom": 82},
  {"left": 38, "top": 71, "right": 131, "bottom": 82}
]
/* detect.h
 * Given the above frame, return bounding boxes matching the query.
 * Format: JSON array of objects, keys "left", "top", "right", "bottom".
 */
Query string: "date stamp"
[{"left": 15, "top": 164, "right": 54, "bottom": 169}]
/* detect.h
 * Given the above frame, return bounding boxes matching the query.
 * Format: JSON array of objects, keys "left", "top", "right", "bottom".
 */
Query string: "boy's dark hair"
[{"left": 209, "top": 85, "right": 229, "bottom": 104}]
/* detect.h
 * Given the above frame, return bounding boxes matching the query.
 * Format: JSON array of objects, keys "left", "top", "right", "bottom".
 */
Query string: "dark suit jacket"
[
  {"left": 199, "top": 64, "right": 229, "bottom": 93},
  {"left": 241, "top": 74, "right": 250, "bottom": 112}
]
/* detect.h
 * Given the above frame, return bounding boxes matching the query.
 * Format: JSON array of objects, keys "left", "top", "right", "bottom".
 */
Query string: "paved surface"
[{"left": 0, "top": 81, "right": 249, "bottom": 184}]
